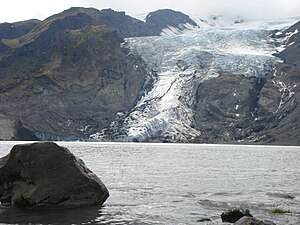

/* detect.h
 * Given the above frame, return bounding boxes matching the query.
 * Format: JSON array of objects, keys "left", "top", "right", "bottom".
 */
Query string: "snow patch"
[
  {"left": 91, "top": 17, "right": 294, "bottom": 142},
  {"left": 274, "top": 28, "right": 299, "bottom": 53},
  {"left": 272, "top": 79, "right": 296, "bottom": 113},
  {"left": 160, "top": 23, "right": 198, "bottom": 36}
]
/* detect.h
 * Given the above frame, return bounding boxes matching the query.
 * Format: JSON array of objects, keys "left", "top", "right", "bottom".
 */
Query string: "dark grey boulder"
[
  {"left": 234, "top": 216, "right": 276, "bottom": 225},
  {"left": 221, "top": 208, "right": 253, "bottom": 223},
  {"left": 0, "top": 142, "right": 109, "bottom": 209}
]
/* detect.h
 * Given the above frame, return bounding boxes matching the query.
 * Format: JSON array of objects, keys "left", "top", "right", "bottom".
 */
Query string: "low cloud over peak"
[{"left": 1, "top": 0, "right": 299, "bottom": 23}]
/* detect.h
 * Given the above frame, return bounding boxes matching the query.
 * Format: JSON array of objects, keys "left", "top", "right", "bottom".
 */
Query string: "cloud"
[
  {"left": 0, "top": 0, "right": 299, "bottom": 23},
  {"left": 80, "top": 0, "right": 300, "bottom": 19},
  {"left": 0, "top": 0, "right": 82, "bottom": 23}
]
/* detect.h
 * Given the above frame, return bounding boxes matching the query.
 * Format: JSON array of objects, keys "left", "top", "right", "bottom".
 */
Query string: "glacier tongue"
[{"left": 91, "top": 25, "right": 287, "bottom": 142}]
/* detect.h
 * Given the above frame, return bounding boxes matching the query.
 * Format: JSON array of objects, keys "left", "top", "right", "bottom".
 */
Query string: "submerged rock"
[
  {"left": 234, "top": 216, "right": 276, "bottom": 225},
  {"left": 0, "top": 142, "right": 109, "bottom": 209},
  {"left": 221, "top": 208, "right": 253, "bottom": 223},
  {"left": 197, "top": 218, "right": 211, "bottom": 222}
]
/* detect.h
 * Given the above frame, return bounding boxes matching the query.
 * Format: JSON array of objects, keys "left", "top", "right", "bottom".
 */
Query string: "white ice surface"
[
  {"left": 91, "top": 17, "right": 300, "bottom": 142},
  {"left": 118, "top": 27, "right": 278, "bottom": 141}
]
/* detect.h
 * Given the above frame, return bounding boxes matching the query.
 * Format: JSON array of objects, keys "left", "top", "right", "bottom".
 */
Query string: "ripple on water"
[{"left": 0, "top": 142, "right": 299, "bottom": 225}]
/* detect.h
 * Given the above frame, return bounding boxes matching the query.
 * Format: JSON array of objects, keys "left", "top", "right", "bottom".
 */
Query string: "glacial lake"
[{"left": 0, "top": 142, "right": 299, "bottom": 225}]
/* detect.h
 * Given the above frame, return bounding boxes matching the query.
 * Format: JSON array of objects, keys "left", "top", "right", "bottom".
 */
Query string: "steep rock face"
[
  {"left": 0, "top": 10, "right": 147, "bottom": 140},
  {"left": 145, "top": 9, "right": 198, "bottom": 35},
  {"left": 0, "top": 7, "right": 200, "bottom": 140},
  {"left": 257, "top": 21, "right": 300, "bottom": 145},
  {"left": 93, "top": 8, "right": 148, "bottom": 38},
  {"left": 193, "top": 20, "right": 300, "bottom": 145},
  {"left": 194, "top": 74, "right": 265, "bottom": 143},
  {"left": 193, "top": 58, "right": 300, "bottom": 145},
  {"left": 0, "top": 19, "right": 40, "bottom": 39},
  {"left": 0, "top": 142, "right": 109, "bottom": 208},
  {"left": 278, "top": 20, "right": 300, "bottom": 66},
  {"left": 1, "top": 7, "right": 298, "bottom": 144},
  {"left": 92, "top": 19, "right": 283, "bottom": 143}
]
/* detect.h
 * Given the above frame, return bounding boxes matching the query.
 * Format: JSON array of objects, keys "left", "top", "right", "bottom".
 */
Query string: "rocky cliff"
[
  {"left": 0, "top": 7, "right": 299, "bottom": 145},
  {"left": 0, "top": 7, "right": 197, "bottom": 140},
  {"left": 0, "top": 19, "right": 41, "bottom": 39},
  {"left": 193, "top": 22, "right": 300, "bottom": 145},
  {"left": 0, "top": 8, "right": 147, "bottom": 140},
  {"left": 90, "top": 16, "right": 300, "bottom": 145}
]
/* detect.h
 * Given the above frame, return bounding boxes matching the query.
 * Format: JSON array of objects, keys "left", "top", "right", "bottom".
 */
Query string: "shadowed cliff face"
[
  {"left": 0, "top": 9, "right": 147, "bottom": 140},
  {"left": 193, "top": 70, "right": 299, "bottom": 145},
  {"left": 145, "top": 9, "right": 198, "bottom": 35},
  {"left": 260, "top": 21, "right": 300, "bottom": 145},
  {"left": 194, "top": 74, "right": 265, "bottom": 143},
  {"left": 89, "top": 17, "right": 299, "bottom": 145},
  {"left": 0, "top": 7, "right": 199, "bottom": 140},
  {"left": 193, "top": 21, "right": 300, "bottom": 145},
  {"left": 0, "top": 19, "right": 41, "bottom": 40},
  {"left": 0, "top": 7, "right": 299, "bottom": 144}
]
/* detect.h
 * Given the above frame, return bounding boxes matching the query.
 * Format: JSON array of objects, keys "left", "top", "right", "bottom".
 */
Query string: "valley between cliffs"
[{"left": 0, "top": 7, "right": 299, "bottom": 145}]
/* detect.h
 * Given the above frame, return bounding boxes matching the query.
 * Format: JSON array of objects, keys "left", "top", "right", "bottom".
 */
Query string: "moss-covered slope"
[{"left": 0, "top": 8, "right": 147, "bottom": 140}]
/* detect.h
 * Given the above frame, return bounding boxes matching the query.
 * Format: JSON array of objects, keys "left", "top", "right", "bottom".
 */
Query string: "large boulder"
[
  {"left": 0, "top": 142, "right": 109, "bottom": 209},
  {"left": 234, "top": 216, "right": 276, "bottom": 225},
  {"left": 221, "top": 208, "right": 253, "bottom": 223}
]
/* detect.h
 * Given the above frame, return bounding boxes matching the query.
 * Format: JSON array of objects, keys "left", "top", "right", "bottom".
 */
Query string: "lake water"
[{"left": 0, "top": 142, "right": 299, "bottom": 225}]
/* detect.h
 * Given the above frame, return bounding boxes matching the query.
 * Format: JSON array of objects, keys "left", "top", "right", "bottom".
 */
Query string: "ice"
[
  {"left": 274, "top": 28, "right": 299, "bottom": 53},
  {"left": 113, "top": 27, "right": 277, "bottom": 141},
  {"left": 160, "top": 23, "right": 197, "bottom": 36},
  {"left": 91, "top": 17, "right": 299, "bottom": 142},
  {"left": 189, "top": 14, "right": 300, "bottom": 30},
  {"left": 272, "top": 78, "right": 296, "bottom": 113}
]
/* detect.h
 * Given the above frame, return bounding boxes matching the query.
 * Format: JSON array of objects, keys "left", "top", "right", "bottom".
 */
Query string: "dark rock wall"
[
  {"left": 0, "top": 7, "right": 299, "bottom": 144},
  {"left": 194, "top": 74, "right": 265, "bottom": 143},
  {"left": 145, "top": 9, "right": 198, "bottom": 35},
  {"left": 0, "top": 9, "right": 148, "bottom": 140},
  {"left": 0, "top": 19, "right": 41, "bottom": 39},
  {"left": 193, "top": 20, "right": 300, "bottom": 145}
]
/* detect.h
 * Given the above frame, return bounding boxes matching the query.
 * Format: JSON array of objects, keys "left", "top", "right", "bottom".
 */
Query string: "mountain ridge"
[
  {"left": 0, "top": 7, "right": 198, "bottom": 141},
  {"left": 0, "top": 7, "right": 299, "bottom": 145}
]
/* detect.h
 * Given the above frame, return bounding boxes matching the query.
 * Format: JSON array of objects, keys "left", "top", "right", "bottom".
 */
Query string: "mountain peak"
[{"left": 146, "top": 9, "right": 198, "bottom": 30}]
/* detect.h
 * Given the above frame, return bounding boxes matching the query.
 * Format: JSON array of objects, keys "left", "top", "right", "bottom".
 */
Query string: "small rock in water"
[
  {"left": 197, "top": 218, "right": 212, "bottom": 222},
  {"left": 234, "top": 216, "right": 276, "bottom": 225},
  {"left": 0, "top": 142, "right": 109, "bottom": 209},
  {"left": 221, "top": 208, "right": 253, "bottom": 223}
]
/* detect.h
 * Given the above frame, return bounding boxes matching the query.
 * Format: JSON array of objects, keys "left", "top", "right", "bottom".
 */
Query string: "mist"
[{"left": 0, "top": 0, "right": 300, "bottom": 23}]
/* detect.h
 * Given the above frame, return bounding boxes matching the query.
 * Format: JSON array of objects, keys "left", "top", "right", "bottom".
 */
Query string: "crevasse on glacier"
[{"left": 91, "top": 19, "right": 297, "bottom": 142}]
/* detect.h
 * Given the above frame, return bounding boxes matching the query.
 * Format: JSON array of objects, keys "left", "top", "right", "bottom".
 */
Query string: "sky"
[{"left": 1, "top": 0, "right": 300, "bottom": 23}]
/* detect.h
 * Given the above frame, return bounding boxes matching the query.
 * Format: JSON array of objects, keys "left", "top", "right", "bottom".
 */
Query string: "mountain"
[
  {"left": 264, "top": 21, "right": 300, "bottom": 145},
  {"left": 190, "top": 15, "right": 245, "bottom": 28},
  {"left": 145, "top": 9, "right": 198, "bottom": 35},
  {"left": 91, "top": 17, "right": 300, "bottom": 145},
  {"left": 0, "top": 7, "right": 299, "bottom": 145},
  {"left": 191, "top": 21, "right": 300, "bottom": 145},
  {"left": 0, "top": 7, "right": 197, "bottom": 141},
  {"left": 278, "top": 20, "right": 300, "bottom": 65},
  {"left": 0, "top": 19, "right": 41, "bottom": 39},
  {"left": 0, "top": 19, "right": 41, "bottom": 54}
]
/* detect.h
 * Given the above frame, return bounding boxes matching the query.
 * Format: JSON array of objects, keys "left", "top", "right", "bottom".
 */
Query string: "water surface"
[{"left": 0, "top": 142, "right": 299, "bottom": 225}]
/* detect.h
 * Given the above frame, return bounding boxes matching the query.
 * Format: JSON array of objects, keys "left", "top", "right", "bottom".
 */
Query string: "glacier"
[{"left": 90, "top": 17, "right": 300, "bottom": 142}]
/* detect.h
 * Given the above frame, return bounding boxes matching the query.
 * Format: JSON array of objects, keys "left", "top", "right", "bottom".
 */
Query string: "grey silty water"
[{"left": 0, "top": 142, "right": 299, "bottom": 225}]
